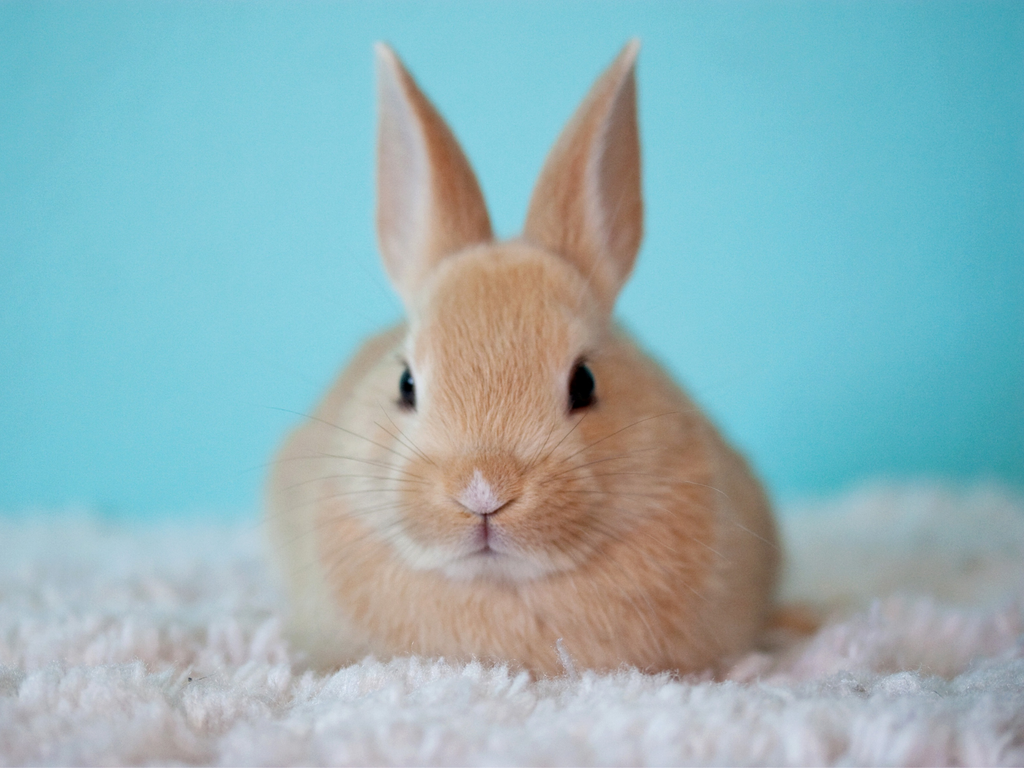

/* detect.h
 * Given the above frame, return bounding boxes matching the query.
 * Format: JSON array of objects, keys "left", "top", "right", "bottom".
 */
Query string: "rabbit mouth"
[
  {"left": 467, "top": 517, "right": 505, "bottom": 558},
  {"left": 438, "top": 524, "right": 533, "bottom": 580},
  {"left": 475, "top": 516, "right": 496, "bottom": 552},
  {"left": 440, "top": 521, "right": 574, "bottom": 583}
]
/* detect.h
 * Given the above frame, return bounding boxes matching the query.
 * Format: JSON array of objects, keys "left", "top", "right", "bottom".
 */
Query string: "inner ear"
[
  {"left": 375, "top": 43, "right": 493, "bottom": 306},
  {"left": 522, "top": 40, "right": 642, "bottom": 313}
]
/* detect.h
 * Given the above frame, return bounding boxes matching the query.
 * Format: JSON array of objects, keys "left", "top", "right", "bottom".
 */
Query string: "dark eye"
[
  {"left": 568, "top": 363, "right": 595, "bottom": 411},
  {"left": 399, "top": 366, "right": 416, "bottom": 409}
]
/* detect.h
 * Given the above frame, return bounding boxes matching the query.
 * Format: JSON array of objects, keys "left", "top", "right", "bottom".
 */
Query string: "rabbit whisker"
[
  {"left": 592, "top": 491, "right": 732, "bottom": 567},
  {"left": 270, "top": 451, "right": 427, "bottom": 481},
  {"left": 537, "top": 409, "right": 590, "bottom": 466},
  {"left": 731, "top": 520, "right": 780, "bottom": 552},
  {"left": 272, "top": 488, "right": 406, "bottom": 519},
  {"left": 555, "top": 411, "right": 681, "bottom": 466},
  {"left": 267, "top": 406, "right": 418, "bottom": 464},
  {"left": 263, "top": 487, "right": 411, "bottom": 528},
  {"left": 279, "top": 474, "right": 429, "bottom": 493},
  {"left": 539, "top": 449, "right": 661, "bottom": 484},
  {"left": 526, "top": 420, "right": 560, "bottom": 471},
  {"left": 314, "top": 452, "right": 427, "bottom": 481},
  {"left": 375, "top": 398, "right": 437, "bottom": 467},
  {"left": 274, "top": 499, "right": 413, "bottom": 553},
  {"left": 562, "top": 476, "right": 736, "bottom": 505},
  {"left": 571, "top": 471, "right": 675, "bottom": 483},
  {"left": 555, "top": 489, "right": 671, "bottom": 500}
]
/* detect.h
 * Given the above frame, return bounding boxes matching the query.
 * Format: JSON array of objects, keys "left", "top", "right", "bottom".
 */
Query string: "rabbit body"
[{"left": 267, "top": 43, "right": 779, "bottom": 675}]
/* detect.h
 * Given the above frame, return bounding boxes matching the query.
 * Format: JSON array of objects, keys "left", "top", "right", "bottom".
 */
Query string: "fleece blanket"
[{"left": 1, "top": 483, "right": 1022, "bottom": 766}]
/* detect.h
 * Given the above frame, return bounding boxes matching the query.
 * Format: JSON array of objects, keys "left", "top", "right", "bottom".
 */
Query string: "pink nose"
[{"left": 456, "top": 469, "right": 507, "bottom": 516}]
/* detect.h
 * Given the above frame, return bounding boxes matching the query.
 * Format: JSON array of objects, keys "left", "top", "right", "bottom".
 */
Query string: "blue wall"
[{"left": 2, "top": 2, "right": 1021, "bottom": 515}]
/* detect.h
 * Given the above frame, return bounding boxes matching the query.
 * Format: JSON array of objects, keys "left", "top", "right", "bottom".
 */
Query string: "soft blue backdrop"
[{"left": 2, "top": 1, "right": 1021, "bottom": 516}]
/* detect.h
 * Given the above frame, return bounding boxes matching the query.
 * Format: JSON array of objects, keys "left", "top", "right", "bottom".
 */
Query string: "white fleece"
[{"left": 0, "top": 482, "right": 1022, "bottom": 766}]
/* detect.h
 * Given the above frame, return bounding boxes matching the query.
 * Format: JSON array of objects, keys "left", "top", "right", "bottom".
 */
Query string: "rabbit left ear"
[
  {"left": 522, "top": 41, "right": 643, "bottom": 312},
  {"left": 375, "top": 44, "right": 493, "bottom": 305}
]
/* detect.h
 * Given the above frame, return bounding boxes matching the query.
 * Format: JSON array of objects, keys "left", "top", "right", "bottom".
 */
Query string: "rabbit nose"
[{"left": 455, "top": 469, "right": 509, "bottom": 517}]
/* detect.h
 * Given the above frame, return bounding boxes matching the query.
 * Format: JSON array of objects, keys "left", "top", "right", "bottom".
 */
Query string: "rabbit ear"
[
  {"left": 375, "top": 44, "right": 493, "bottom": 303},
  {"left": 522, "top": 41, "right": 642, "bottom": 310}
]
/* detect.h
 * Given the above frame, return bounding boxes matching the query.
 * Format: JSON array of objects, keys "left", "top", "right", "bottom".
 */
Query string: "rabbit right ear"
[
  {"left": 522, "top": 41, "right": 642, "bottom": 312},
  {"left": 375, "top": 44, "right": 493, "bottom": 305}
]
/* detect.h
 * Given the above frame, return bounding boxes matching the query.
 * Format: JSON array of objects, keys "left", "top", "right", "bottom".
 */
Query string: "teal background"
[{"left": 2, "top": 2, "right": 1021, "bottom": 516}]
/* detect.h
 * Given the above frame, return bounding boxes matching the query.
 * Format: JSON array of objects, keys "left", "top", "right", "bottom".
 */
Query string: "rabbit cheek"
[{"left": 384, "top": 487, "right": 471, "bottom": 569}]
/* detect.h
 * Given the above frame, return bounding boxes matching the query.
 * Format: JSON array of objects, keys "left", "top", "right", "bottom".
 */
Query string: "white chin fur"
[
  {"left": 441, "top": 551, "right": 555, "bottom": 583},
  {"left": 390, "top": 529, "right": 559, "bottom": 583},
  {"left": 387, "top": 531, "right": 456, "bottom": 571}
]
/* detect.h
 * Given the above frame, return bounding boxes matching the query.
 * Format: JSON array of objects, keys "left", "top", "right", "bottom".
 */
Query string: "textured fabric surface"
[{"left": 1, "top": 484, "right": 1022, "bottom": 766}]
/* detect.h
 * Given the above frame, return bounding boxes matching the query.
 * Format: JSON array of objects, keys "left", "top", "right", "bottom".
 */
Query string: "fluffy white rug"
[{"left": 1, "top": 483, "right": 1023, "bottom": 766}]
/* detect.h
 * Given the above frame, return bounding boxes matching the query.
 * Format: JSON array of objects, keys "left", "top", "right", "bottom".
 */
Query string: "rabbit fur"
[{"left": 267, "top": 41, "right": 780, "bottom": 675}]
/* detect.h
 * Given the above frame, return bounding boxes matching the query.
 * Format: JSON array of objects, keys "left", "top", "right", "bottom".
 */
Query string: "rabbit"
[{"left": 266, "top": 40, "right": 780, "bottom": 676}]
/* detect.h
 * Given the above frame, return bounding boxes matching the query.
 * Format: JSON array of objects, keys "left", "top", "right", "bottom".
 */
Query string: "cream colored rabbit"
[{"left": 267, "top": 41, "right": 780, "bottom": 675}]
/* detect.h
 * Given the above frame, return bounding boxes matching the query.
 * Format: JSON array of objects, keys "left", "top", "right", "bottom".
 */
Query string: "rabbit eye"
[
  {"left": 399, "top": 366, "right": 416, "bottom": 409},
  {"left": 568, "top": 363, "right": 595, "bottom": 411}
]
